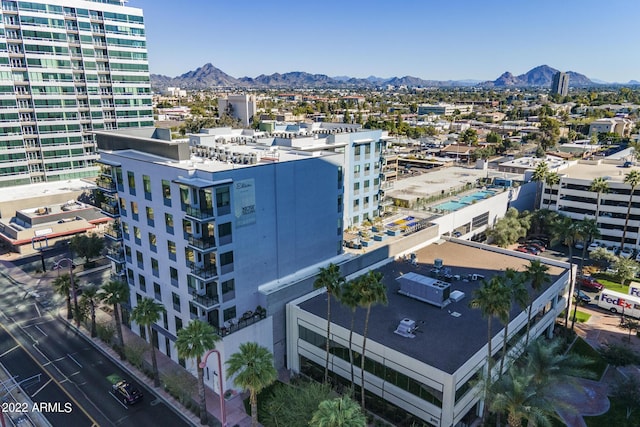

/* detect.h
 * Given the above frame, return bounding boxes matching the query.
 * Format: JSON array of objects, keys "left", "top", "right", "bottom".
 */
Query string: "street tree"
[
  {"left": 79, "top": 284, "right": 99, "bottom": 337},
  {"left": 310, "top": 396, "right": 366, "bottom": 427},
  {"left": 621, "top": 170, "right": 640, "bottom": 250},
  {"left": 613, "top": 257, "right": 638, "bottom": 286},
  {"left": 175, "top": 320, "right": 219, "bottom": 425},
  {"left": 131, "top": 297, "right": 166, "bottom": 387},
  {"left": 543, "top": 172, "right": 560, "bottom": 209},
  {"left": 589, "top": 177, "right": 610, "bottom": 220},
  {"left": 52, "top": 273, "right": 73, "bottom": 320},
  {"left": 99, "top": 280, "right": 130, "bottom": 360},
  {"left": 226, "top": 342, "right": 277, "bottom": 427}
]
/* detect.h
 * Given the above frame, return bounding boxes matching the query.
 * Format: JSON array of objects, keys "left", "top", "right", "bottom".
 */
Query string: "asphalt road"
[{"left": 0, "top": 269, "right": 192, "bottom": 427}]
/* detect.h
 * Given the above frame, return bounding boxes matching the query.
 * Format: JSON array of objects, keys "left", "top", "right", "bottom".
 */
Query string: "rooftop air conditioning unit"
[{"left": 394, "top": 318, "right": 416, "bottom": 338}]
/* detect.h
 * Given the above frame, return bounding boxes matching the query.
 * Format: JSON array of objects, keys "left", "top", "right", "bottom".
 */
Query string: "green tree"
[
  {"left": 523, "top": 338, "right": 595, "bottom": 387},
  {"left": 489, "top": 364, "right": 556, "bottom": 427},
  {"left": 538, "top": 117, "right": 561, "bottom": 151},
  {"left": 310, "top": 396, "right": 367, "bottom": 427},
  {"left": 70, "top": 233, "right": 104, "bottom": 264},
  {"left": 175, "top": 320, "right": 219, "bottom": 425},
  {"left": 621, "top": 170, "right": 640, "bottom": 250},
  {"left": 131, "top": 297, "right": 166, "bottom": 387},
  {"left": 589, "top": 176, "right": 610, "bottom": 221},
  {"left": 589, "top": 246, "right": 617, "bottom": 269},
  {"left": 79, "top": 284, "right": 99, "bottom": 338},
  {"left": 486, "top": 131, "right": 502, "bottom": 144},
  {"left": 469, "top": 276, "right": 511, "bottom": 424},
  {"left": 313, "top": 263, "right": 345, "bottom": 383},
  {"left": 98, "top": 280, "right": 130, "bottom": 360},
  {"left": 499, "top": 269, "right": 529, "bottom": 374},
  {"left": 460, "top": 128, "right": 478, "bottom": 145},
  {"left": 576, "top": 217, "right": 600, "bottom": 276},
  {"left": 553, "top": 217, "right": 584, "bottom": 329},
  {"left": 613, "top": 257, "right": 638, "bottom": 286},
  {"left": 486, "top": 208, "right": 530, "bottom": 247},
  {"left": 543, "top": 172, "right": 560, "bottom": 209},
  {"left": 263, "top": 381, "right": 333, "bottom": 427},
  {"left": 531, "top": 162, "right": 549, "bottom": 209},
  {"left": 357, "top": 271, "right": 387, "bottom": 409},
  {"left": 522, "top": 260, "right": 550, "bottom": 345},
  {"left": 610, "top": 376, "right": 640, "bottom": 425},
  {"left": 52, "top": 273, "right": 73, "bottom": 320},
  {"left": 226, "top": 342, "right": 277, "bottom": 427}
]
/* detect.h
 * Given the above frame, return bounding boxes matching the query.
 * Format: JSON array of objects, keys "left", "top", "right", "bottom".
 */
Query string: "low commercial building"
[
  {"left": 418, "top": 104, "right": 473, "bottom": 116},
  {"left": 588, "top": 117, "right": 634, "bottom": 137},
  {"left": 287, "top": 241, "right": 571, "bottom": 427}
]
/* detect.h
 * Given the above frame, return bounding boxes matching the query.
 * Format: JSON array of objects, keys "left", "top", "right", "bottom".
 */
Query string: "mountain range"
[{"left": 150, "top": 63, "right": 636, "bottom": 90}]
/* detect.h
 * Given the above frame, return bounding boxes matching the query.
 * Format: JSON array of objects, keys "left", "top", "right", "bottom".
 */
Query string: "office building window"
[
  {"left": 168, "top": 240, "right": 176, "bottom": 261},
  {"left": 143, "top": 175, "right": 152, "bottom": 200},
  {"left": 151, "top": 257, "right": 159, "bottom": 276},
  {"left": 165, "top": 213, "right": 174, "bottom": 234},
  {"left": 136, "top": 250, "right": 143, "bottom": 268},
  {"left": 131, "top": 201, "right": 139, "bottom": 220},
  {"left": 172, "top": 292, "right": 180, "bottom": 312},
  {"left": 154, "top": 282, "right": 162, "bottom": 301},
  {"left": 223, "top": 306, "right": 236, "bottom": 322},
  {"left": 149, "top": 232, "right": 157, "bottom": 252},
  {"left": 146, "top": 206, "right": 154, "bottom": 226},
  {"left": 175, "top": 316, "right": 183, "bottom": 332},
  {"left": 138, "top": 274, "right": 146, "bottom": 292},
  {"left": 162, "top": 180, "right": 171, "bottom": 206},
  {"left": 127, "top": 171, "right": 135, "bottom": 195}
]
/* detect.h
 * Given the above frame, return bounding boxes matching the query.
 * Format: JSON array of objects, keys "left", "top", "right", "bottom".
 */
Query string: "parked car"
[
  {"left": 514, "top": 246, "right": 529, "bottom": 254},
  {"left": 527, "top": 239, "right": 548, "bottom": 249},
  {"left": 620, "top": 247, "right": 634, "bottom": 259},
  {"left": 574, "top": 289, "right": 592, "bottom": 304},
  {"left": 587, "top": 242, "right": 600, "bottom": 252},
  {"left": 111, "top": 380, "right": 143, "bottom": 405},
  {"left": 528, "top": 243, "right": 545, "bottom": 252},
  {"left": 518, "top": 245, "right": 539, "bottom": 255},
  {"left": 576, "top": 276, "right": 605, "bottom": 292},
  {"left": 574, "top": 241, "right": 585, "bottom": 250}
]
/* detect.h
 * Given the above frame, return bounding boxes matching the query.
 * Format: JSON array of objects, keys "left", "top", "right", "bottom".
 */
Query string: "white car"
[
  {"left": 587, "top": 242, "right": 600, "bottom": 252},
  {"left": 620, "top": 247, "right": 634, "bottom": 259},
  {"left": 574, "top": 242, "right": 585, "bottom": 250}
]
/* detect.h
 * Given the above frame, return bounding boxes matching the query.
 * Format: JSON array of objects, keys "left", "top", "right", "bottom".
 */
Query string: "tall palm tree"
[
  {"left": 470, "top": 275, "right": 511, "bottom": 424},
  {"left": 339, "top": 278, "right": 361, "bottom": 389},
  {"left": 226, "top": 342, "right": 277, "bottom": 427},
  {"left": 175, "top": 319, "right": 219, "bottom": 425},
  {"left": 490, "top": 364, "right": 556, "bottom": 427},
  {"left": 577, "top": 218, "right": 600, "bottom": 276},
  {"left": 522, "top": 260, "right": 550, "bottom": 345},
  {"left": 531, "top": 161, "right": 548, "bottom": 209},
  {"left": 553, "top": 217, "right": 583, "bottom": 329},
  {"left": 99, "top": 280, "right": 130, "bottom": 359},
  {"left": 79, "top": 285, "right": 99, "bottom": 337},
  {"left": 357, "top": 271, "right": 387, "bottom": 409},
  {"left": 52, "top": 273, "right": 73, "bottom": 320},
  {"left": 589, "top": 176, "right": 609, "bottom": 222},
  {"left": 621, "top": 170, "right": 640, "bottom": 250},
  {"left": 543, "top": 172, "right": 560, "bottom": 210},
  {"left": 313, "top": 263, "right": 345, "bottom": 384},
  {"left": 500, "top": 269, "right": 528, "bottom": 374},
  {"left": 131, "top": 297, "right": 166, "bottom": 387},
  {"left": 310, "top": 396, "right": 367, "bottom": 427}
]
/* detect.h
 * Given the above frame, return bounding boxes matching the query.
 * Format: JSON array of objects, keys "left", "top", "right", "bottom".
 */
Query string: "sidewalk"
[{"left": 0, "top": 257, "right": 252, "bottom": 427}]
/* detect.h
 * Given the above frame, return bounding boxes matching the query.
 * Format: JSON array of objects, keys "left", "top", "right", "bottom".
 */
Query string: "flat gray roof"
[
  {"left": 560, "top": 161, "right": 640, "bottom": 183},
  {"left": 298, "top": 242, "right": 565, "bottom": 374}
]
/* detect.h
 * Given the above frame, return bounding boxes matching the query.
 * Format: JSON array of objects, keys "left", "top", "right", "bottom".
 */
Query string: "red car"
[{"left": 576, "top": 276, "right": 604, "bottom": 292}]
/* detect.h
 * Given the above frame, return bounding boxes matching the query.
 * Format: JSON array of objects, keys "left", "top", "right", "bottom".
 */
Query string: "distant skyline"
[{"left": 132, "top": 0, "right": 640, "bottom": 83}]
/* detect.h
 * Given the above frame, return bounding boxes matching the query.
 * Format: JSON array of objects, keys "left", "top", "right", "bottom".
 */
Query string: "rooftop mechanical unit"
[
  {"left": 396, "top": 272, "right": 451, "bottom": 308},
  {"left": 394, "top": 318, "right": 417, "bottom": 338}
]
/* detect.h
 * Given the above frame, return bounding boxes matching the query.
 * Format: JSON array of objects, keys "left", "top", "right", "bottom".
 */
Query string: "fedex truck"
[
  {"left": 597, "top": 289, "right": 640, "bottom": 319},
  {"left": 629, "top": 282, "right": 640, "bottom": 298}
]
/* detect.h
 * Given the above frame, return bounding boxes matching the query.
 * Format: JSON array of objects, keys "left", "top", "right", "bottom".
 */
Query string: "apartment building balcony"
[
  {"left": 187, "top": 236, "right": 216, "bottom": 252},
  {"left": 105, "top": 248, "right": 125, "bottom": 264},
  {"left": 96, "top": 176, "right": 116, "bottom": 192},
  {"left": 190, "top": 291, "right": 220, "bottom": 310},
  {"left": 100, "top": 202, "right": 120, "bottom": 218},
  {"left": 216, "top": 308, "right": 267, "bottom": 337},
  {"left": 104, "top": 224, "right": 122, "bottom": 241},
  {"left": 187, "top": 262, "right": 218, "bottom": 281},
  {"left": 184, "top": 205, "right": 215, "bottom": 222}
]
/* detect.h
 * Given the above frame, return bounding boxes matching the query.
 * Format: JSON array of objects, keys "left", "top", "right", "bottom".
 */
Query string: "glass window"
[
  {"left": 168, "top": 240, "right": 176, "bottom": 259},
  {"left": 218, "top": 222, "right": 231, "bottom": 238},
  {"left": 162, "top": 180, "right": 171, "bottom": 199},
  {"left": 146, "top": 206, "right": 154, "bottom": 221},
  {"left": 148, "top": 232, "right": 156, "bottom": 249},
  {"left": 215, "top": 186, "right": 230, "bottom": 208},
  {"left": 172, "top": 292, "right": 180, "bottom": 311},
  {"left": 220, "top": 251, "right": 233, "bottom": 266},
  {"left": 127, "top": 171, "right": 135, "bottom": 191},
  {"left": 138, "top": 274, "right": 146, "bottom": 292},
  {"left": 143, "top": 175, "right": 151, "bottom": 193},
  {"left": 223, "top": 306, "right": 236, "bottom": 321},
  {"left": 221, "top": 279, "right": 235, "bottom": 294},
  {"left": 175, "top": 316, "right": 182, "bottom": 331},
  {"left": 154, "top": 282, "right": 162, "bottom": 300}
]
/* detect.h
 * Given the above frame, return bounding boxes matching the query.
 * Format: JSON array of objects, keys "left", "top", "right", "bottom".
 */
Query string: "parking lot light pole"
[
  {"left": 200, "top": 349, "right": 226, "bottom": 427},
  {"left": 54, "top": 258, "right": 78, "bottom": 327}
]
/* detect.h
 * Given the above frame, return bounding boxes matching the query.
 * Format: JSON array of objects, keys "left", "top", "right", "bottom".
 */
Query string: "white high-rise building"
[{"left": 0, "top": 0, "right": 153, "bottom": 188}]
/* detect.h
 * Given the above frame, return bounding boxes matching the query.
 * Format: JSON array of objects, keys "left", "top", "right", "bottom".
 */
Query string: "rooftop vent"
[{"left": 394, "top": 318, "right": 417, "bottom": 338}]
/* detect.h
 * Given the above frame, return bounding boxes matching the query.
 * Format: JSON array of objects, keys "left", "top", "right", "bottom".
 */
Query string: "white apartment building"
[
  {"left": 218, "top": 94, "right": 256, "bottom": 127},
  {"left": 287, "top": 241, "right": 571, "bottom": 427},
  {"left": 0, "top": 0, "right": 153, "bottom": 188},
  {"left": 542, "top": 159, "right": 640, "bottom": 248},
  {"left": 95, "top": 128, "right": 344, "bottom": 393},
  {"left": 588, "top": 117, "right": 634, "bottom": 137}
]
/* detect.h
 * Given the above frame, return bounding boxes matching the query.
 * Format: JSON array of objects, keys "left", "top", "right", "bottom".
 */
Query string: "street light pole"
[
  {"left": 200, "top": 349, "right": 226, "bottom": 427},
  {"left": 54, "top": 258, "right": 78, "bottom": 327}
]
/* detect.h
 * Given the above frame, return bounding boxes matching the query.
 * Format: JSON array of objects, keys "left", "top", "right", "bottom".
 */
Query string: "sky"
[{"left": 130, "top": 0, "right": 640, "bottom": 83}]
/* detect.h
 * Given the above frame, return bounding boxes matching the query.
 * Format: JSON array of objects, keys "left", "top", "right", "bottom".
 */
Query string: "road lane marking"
[
  {"left": 67, "top": 353, "right": 82, "bottom": 368},
  {"left": 34, "top": 303, "right": 41, "bottom": 317},
  {"left": 0, "top": 344, "right": 19, "bottom": 357},
  {"left": 0, "top": 324, "right": 101, "bottom": 426},
  {"left": 31, "top": 378, "right": 53, "bottom": 398},
  {"left": 35, "top": 325, "right": 47, "bottom": 336},
  {"left": 109, "top": 391, "right": 130, "bottom": 409}
]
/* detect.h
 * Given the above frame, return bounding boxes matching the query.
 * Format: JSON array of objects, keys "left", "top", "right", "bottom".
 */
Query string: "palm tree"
[
  {"left": 523, "top": 338, "right": 595, "bottom": 387},
  {"left": 98, "top": 280, "right": 130, "bottom": 359},
  {"left": 621, "top": 170, "right": 640, "bottom": 250},
  {"left": 589, "top": 176, "right": 609, "bottom": 222},
  {"left": 310, "top": 396, "right": 367, "bottom": 427},
  {"left": 313, "top": 263, "right": 345, "bottom": 384},
  {"left": 531, "top": 161, "right": 548, "bottom": 209},
  {"left": 490, "top": 364, "right": 556, "bottom": 427},
  {"left": 175, "top": 319, "right": 219, "bottom": 425},
  {"left": 543, "top": 172, "right": 560, "bottom": 210},
  {"left": 577, "top": 218, "right": 600, "bottom": 276},
  {"left": 553, "top": 217, "right": 583, "bottom": 329},
  {"left": 522, "top": 260, "right": 550, "bottom": 345},
  {"left": 52, "top": 273, "right": 73, "bottom": 320},
  {"left": 500, "top": 269, "right": 528, "bottom": 374},
  {"left": 356, "top": 271, "right": 387, "bottom": 409},
  {"left": 226, "top": 342, "right": 277, "bottom": 427},
  {"left": 79, "top": 285, "right": 99, "bottom": 337},
  {"left": 470, "top": 275, "right": 511, "bottom": 424},
  {"left": 131, "top": 297, "right": 166, "bottom": 387},
  {"left": 339, "top": 277, "right": 362, "bottom": 389}
]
